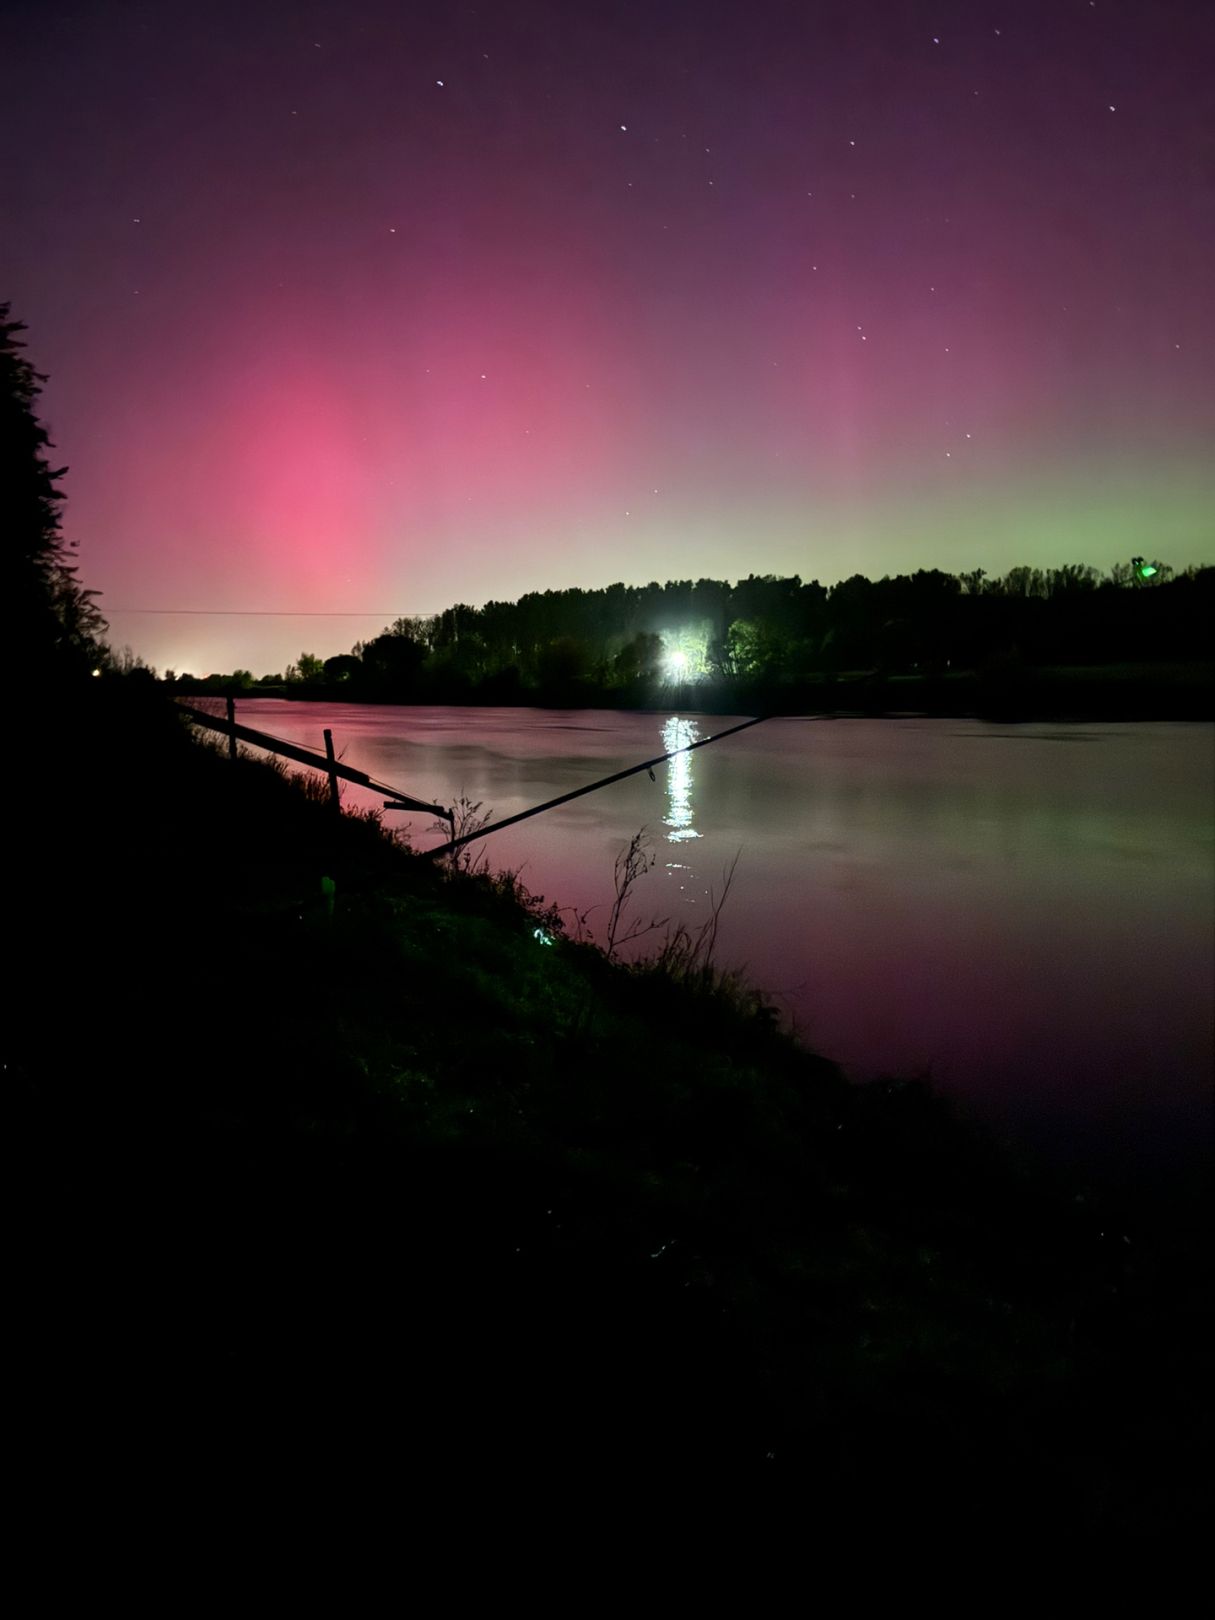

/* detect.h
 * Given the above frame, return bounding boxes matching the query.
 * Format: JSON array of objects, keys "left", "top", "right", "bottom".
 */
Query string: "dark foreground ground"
[{"left": 10, "top": 678, "right": 1210, "bottom": 1542}]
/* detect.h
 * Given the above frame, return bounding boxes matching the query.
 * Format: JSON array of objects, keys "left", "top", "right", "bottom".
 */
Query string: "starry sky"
[{"left": 2, "top": 0, "right": 1212, "bottom": 674}]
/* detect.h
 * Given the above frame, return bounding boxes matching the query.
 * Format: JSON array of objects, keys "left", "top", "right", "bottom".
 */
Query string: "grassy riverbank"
[{"left": 11, "top": 678, "right": 1210, "bottom": 1534}]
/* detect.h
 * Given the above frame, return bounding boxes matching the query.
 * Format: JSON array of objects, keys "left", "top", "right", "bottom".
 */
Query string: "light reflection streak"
[{"left": 662, "top": 715, "right": 701, "bottom": 844}]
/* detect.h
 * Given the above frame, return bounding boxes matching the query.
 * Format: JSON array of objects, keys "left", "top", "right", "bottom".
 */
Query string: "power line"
[{"left": 104, "top": 608, "right": 435, "bottom": 617}]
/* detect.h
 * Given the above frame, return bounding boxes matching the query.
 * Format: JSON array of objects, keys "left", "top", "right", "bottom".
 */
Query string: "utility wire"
[{"left": 106, "top": 608, "right": 434, "bottom": 617}]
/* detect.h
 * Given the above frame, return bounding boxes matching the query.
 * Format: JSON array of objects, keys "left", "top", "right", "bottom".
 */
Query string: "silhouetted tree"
[
  {"left": 611, "top": 630, "right": 663, "bottom": 686},
  {"left": 359, "top": 629, "right": 428, "bottom": 696},
  {"left": 1047, "top": 563, "right": 1100, "bottom": 596},
  {"left": 537, "top": 634, "right": 590, "bottom": 692},
  {"left": 322, "top": 654, "right": 360, "bottom": 686},
  {"left": 1, "top": 303, "right": 106, "bottom": 677},
  {"left": 292, "top": 652, "right": 325, "bottom": 684}
]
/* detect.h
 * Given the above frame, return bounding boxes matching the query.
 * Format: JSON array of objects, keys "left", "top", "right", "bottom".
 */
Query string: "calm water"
[{"left": 232, "top": 701, "right": 1214, "bottom": 1165}]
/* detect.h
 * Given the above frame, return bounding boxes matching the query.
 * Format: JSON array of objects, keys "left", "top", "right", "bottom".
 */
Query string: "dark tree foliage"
[
  {"left": 1, "top": 303, "right": 106, "bottom": 678},
  {"left": 211, "top": 561, "right": 1211, "bottom": 710}
]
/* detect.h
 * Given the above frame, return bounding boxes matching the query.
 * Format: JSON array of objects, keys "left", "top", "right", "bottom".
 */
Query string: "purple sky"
[{"left": 3, "top": 0, "right": 1212, "bottom": 673}]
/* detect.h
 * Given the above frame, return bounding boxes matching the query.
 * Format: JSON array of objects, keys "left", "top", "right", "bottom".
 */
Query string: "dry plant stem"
[
  {"left": 430, "top": 794, "right": 493, "bottom": 874},
  {"left": 653, "top": 850, "right": 742, "bottom": 986},
  {"left": 605, "top": 828, "right": 668, "bottom": 960}
]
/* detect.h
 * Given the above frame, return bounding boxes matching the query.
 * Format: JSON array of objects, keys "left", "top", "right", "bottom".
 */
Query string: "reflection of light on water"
[{"left": 662, "top": 715, "right": 701, "bottom": 843}]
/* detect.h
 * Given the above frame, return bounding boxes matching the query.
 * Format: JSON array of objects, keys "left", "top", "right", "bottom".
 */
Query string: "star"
[{"left": 619, "top": 123, "right": 627, "bottom": 131}]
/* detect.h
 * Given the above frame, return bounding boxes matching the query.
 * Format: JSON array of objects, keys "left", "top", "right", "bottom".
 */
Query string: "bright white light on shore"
[{"left": 661, "top": 628, "right": 709, "bottom": 681}]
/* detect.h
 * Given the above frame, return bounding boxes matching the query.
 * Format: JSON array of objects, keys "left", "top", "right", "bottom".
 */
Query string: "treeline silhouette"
[
  {"left": 2, "top": 303, "right": 107, "bottom": 684},
  {"left": 176, "top": 560, "right": 1214, "bottom": 712}
]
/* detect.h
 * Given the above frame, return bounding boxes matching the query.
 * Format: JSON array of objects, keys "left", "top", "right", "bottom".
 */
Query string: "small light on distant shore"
[{"left": 91, "top": 667, "right": 102, "bottom": 677}]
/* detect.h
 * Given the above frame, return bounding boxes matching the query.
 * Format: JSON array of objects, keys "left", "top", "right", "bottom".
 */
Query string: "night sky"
[{"left": 3, "top": 0, "right": 1212, "bottom": 674}]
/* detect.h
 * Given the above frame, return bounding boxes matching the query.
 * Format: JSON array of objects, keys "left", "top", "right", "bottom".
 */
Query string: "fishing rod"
[{"left": 415, "top": 713, "right": 829, "bottom": 860}]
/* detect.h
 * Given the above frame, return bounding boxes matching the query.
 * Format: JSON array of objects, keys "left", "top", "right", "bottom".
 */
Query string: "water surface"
[{"left": 230, "top": 701, "right": 1214, "bottom": 1166}]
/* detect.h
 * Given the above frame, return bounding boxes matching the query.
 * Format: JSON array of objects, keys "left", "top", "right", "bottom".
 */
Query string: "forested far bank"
[{"left": 161, "top": 561, "right": 1215, "bottom": 714}]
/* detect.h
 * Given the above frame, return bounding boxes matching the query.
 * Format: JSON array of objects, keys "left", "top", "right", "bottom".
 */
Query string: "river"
[{"left": 225, "top": 701, "right": 1214, "bottom": 1168}]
